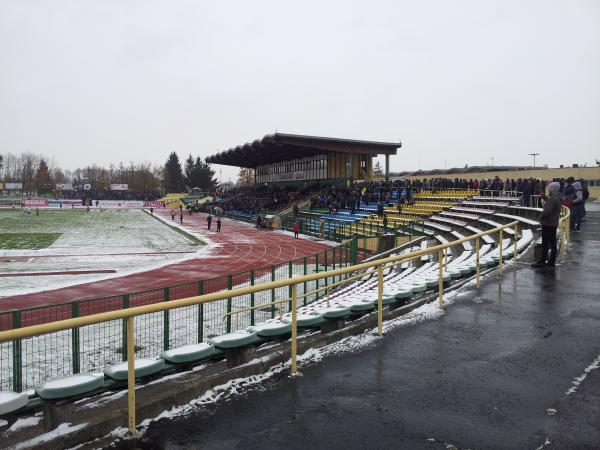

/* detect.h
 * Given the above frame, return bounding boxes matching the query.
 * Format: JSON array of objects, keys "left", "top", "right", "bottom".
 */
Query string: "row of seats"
[{"left": 1, "top": 194, "right": 540, "bottom": 422}]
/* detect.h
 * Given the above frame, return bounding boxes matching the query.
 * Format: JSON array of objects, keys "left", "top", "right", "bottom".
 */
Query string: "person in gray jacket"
[
  {"left": 532, "top": 182, "right": 563, "bottom": 268},
  {"left": 571, "top": 181, "right": 584, "bottom": 232}
]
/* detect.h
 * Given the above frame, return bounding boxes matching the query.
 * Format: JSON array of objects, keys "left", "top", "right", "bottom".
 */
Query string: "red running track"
[{"left": 0, "top": 211, "right": 333, "bottom": 323}]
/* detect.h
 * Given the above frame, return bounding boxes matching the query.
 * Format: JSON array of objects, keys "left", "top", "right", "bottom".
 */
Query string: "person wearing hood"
[
  {"left": 571, "top": 181, "right": 584, "bottom": 231},
  {"left": 532, "top": 182, "right": 563, "bottom": 268}
]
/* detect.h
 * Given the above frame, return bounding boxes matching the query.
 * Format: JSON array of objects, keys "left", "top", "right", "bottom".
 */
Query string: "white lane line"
[{"left": 565, "top": 352, "right": 600, "bottom": 396}]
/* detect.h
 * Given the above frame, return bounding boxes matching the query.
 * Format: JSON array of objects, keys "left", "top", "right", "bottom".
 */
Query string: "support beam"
[{"left": 385, "top": 154, "right": 390, "bottom": 181}]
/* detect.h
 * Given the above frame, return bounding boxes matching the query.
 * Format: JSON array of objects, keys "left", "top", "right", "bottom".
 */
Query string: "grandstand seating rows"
[{"left": 0, "top": 189, "right": 540, "bottom": 420}]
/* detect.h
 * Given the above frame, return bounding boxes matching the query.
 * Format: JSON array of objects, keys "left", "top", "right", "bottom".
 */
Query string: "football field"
[{"left": 0, "top": 208, "right": 202, "bottom": 297}]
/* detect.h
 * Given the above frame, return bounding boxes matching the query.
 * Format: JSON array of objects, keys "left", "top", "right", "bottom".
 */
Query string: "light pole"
[{"left": 528, "top": 153, "right": 540, "bottom": 167}]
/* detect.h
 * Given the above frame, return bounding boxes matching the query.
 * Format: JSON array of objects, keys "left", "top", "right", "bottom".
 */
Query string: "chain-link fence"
[{"left": 0, "top": 238, "right": 359, "bottom": 392}]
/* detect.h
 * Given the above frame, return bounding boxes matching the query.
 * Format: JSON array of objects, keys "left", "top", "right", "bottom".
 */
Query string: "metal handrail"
[{"left": 0, "top": 217, "right": 555, "bottom": 435}]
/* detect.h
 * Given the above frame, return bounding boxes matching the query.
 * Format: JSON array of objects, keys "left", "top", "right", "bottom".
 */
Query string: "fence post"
[
  {"left": 226, "top": 275, "right": 233, "bottom": 333},
  {"left": 71, "top": 302, "right": 81, "bottom": 374},
  {"left": 290, "top": 284, "right": 298, "bottom": 374},
  {"left": 288, "top": 261, "right": 293, "bottom": 312},
  {"left": 324, "top": 250, "right": 329, "bottom": 290},
  {"left": 377, "top": 265, "right": 383, "bottom": 336},
  {"left": 332, "top": 247, "right": 337, "bottom": 283},
  {"left": 250, "top": 270, "right": 255, "bottom": 325},
  {"left": 303, "top": 257, "right": 307, "bottom": 305},
  {"left": 126, "top": 316, "right": 136, "bottom": 435},
  {"left": 476, "top": 237, "right": 481, "bottom": 289},
  {"left": 315, "top": 253, "right": 320, "bottom": 300},
  {"left": 11, "top": 311, "right": 22, "bottom": 392},
  {"left": 513, "top": 223, "right": 518, "bottom": 262},
  {"left": 163, "top": 288, "right": 170, "bottom": 350},
  {"left": 271, "top": 266, "right": 276, "bottom": 318},
  {"left": 499, "top": 229, "right": 504, "bottom": 275},
  {"left": 438, "top": 249, "right": 444, "bottom": 309},
  {"left": 198, "top": 281, "right": 204, "bottom": 343},
  {"left": 121, "top": 295, "right": 130, "bottom": 362}
]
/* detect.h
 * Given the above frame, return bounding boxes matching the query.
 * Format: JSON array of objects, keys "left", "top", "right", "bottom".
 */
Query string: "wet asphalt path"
[{"left": 130, "top": 209, "right": 600, "bottom": 450}]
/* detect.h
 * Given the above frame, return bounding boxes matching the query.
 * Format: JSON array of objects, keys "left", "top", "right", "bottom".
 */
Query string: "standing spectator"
[
  {"left": 571, "top": 181, "right": 584, "bottom": 232},
  {"left": 170, "top": 209, "right": 175, "bottom": 221},
  {"left": 383, "top": 213, "right": 388, "bottom": 232},
  {"left": 179, "top": 212, "right": 183, "bottom": 225},
  {"left": 532, "top": 182, "right": 562, "bottom": 268},
  {"left": 207, "top": 214, "right": 212, "bottom": 230},
  {"left": 150, "top": 207, "right": 154, "bottom": 215},
  {"left": 293, "top": 222, "right": 299, "bottom": 238},
  {"left": 216, "top": 217, "right": 221, "bottom": 232}
]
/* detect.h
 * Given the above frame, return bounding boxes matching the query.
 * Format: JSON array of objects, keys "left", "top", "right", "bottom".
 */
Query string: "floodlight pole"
[{"left": 528, "top": 153, "right": 540, "bottom": 167}]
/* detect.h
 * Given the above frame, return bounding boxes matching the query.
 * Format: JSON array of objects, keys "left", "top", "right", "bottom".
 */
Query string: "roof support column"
[{"left": 385, "top": 154, "right": 390, "bottom": 182}]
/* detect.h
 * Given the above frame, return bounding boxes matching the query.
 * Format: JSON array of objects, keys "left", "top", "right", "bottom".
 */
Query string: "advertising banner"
[
  {"left": 56, "top": 183, "right": 73, "bottom": 191},
  {"left": 23, "top": 198, "right": 48, "bottom": 207},
  {"left": 48, "top": 199, "right": 82, "bottom": 207},
  {"left": 5, "top": 183, "right": 23, "bottom": 190},
  {"left": 95, "top": 200, "right": 144, "bottom": 208},
  {"left": 110, "top": 184, "right": 128, "bottom": 191},
  {"left": 143, "top": 201, "right": 164, "bottom": 208}
]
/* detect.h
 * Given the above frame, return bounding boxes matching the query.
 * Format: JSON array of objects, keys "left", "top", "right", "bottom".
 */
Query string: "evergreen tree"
[
  {"left": 373, "top": 161, "right": 384, "bottom": 177},
  {"left": 195, "top": 157, "right": 218, "bottom": 190},
  {"left": 184, "top": 154, "right": 195, "bottom": 187},
  {"left": 163, "top": 152, "right": 184, "bottom": 193},
  {"left": 36, "top": 159, "right": 51, "bottom": 189}
]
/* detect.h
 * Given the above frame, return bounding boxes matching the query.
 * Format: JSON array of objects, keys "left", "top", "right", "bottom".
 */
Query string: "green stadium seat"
[
  {"left": 208, "top": 330, "right": 262, "bottom": 349},
  {"left": 283, "top": 313, "right": 325, "bottom": 327},
  {"left": 0, "top": 391, "right": 29, "bottom": 415},
  {"left": 35, "top": 374, "right": 104, "bottom": 400},
  {"left": 160, "top": 343, "right": 217, "bottom": 364},
  {"left": 104, "top": 359, "right": 165, "bottom": 381},
  {"left": 248, "top": 322, "right": 292, "bottom": 337}
]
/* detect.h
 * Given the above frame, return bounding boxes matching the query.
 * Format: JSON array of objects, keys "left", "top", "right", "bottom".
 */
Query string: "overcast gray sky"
[{"left": 1, "top": 0, "right": 599, "bottom": 182}]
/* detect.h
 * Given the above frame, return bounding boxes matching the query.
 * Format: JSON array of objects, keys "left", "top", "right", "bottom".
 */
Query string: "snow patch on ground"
[
  {"left": 565, "top": 353, "right": 600, "bottom": 396},
  {"left": 14, "top": 422, "right": 87, "bottom": 449},
  {"left": 8, "top": 415, "right": 42, "bottom": 432},
  {"left": 103, "top": 291, "right": 475, "bottom": 446}
]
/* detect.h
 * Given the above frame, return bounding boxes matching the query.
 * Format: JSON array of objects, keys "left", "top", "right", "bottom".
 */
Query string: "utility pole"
[{"left": 528, "top": 153, "right": 540, "bottom": 167}]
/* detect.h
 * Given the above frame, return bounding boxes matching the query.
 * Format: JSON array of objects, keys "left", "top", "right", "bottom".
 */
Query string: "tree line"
[{"left": 0, "top": 151, "right": 219, "bottom": 194}]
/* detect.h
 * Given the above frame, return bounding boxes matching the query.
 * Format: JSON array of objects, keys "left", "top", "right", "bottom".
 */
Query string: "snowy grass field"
[{"left": 0, "top": 209, "right": 202, "bottom": 297}]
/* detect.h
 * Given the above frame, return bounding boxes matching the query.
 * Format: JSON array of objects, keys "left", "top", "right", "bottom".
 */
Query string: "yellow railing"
[{"left": 0, "top": 212, "right": 570, "bottom": 435}]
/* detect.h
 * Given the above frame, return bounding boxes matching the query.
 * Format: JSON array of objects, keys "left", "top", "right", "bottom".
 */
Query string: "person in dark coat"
[
  {"left": 216, "top": 217, "right": 221, "bottom": 232},
  {"left": 532, "top": 182, "right": 562, "bottom": 268},
  {"left": 207, "top": 214, "right": 212, "bottom": 230}
]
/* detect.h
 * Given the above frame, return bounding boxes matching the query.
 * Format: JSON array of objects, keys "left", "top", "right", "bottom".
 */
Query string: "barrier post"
[
  {"left": 499, "top": 229, "right": 504, "bottom": 275},
  {"left": 121, "top": 295, "right": 130, "bottom": 362},
  {"left": 443, "top": 247, "right": 448, "bottom": 271},
  {"left": 250, "top": 270, "right": 255, "bottom": 326},
  {"left": 476, "top": 237, "right": 481, "bottom": 289},
  {"left": 226, "top": 275, "right": 233, "bottom": 333},
  {"left": 71, "top": 302, "right": 80, "bottom": 374},
  {"left": 127, "top": 316, "right": 136, "bottom": 434},
  {"left": 377, "top": 265, "right": 383, "bottom": 336},
  {"left": 288, "top": 261, "right": 293, "bottom": 312},
  {"left": 11, "top": 311, "right": 22, "bottom": 392},
  {"left": 438, "top": 249, "right": 444, "bottom": 308},
  {"left": 513, "top": 223, "right": 518, "bottom": 262},
  {"left": 198, "top": 281, "right": 204, "bottom": 343},
  {"left": 303, "top": 257, "right": 308, "bottom": 305},
  {"left": 271, "top": 265, "right": 276, "bottom": 318},
  {"left": 291, "top": 284, "right": 298, "bottom": 374},
  {"left": 560, "top": 217, "right": 566, "bottom": 260},
  {"left": 163, "top": 288, "right": 170, "bottom": 350}
]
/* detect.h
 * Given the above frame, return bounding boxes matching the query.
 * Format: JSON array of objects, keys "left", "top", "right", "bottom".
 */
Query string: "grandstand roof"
[{"left": 206, "top": 133, "right": 401, "bottom": 168}]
